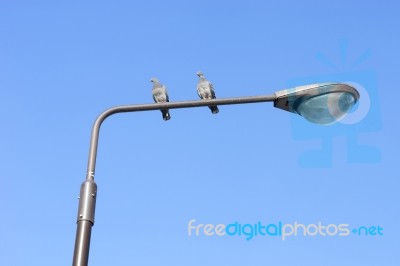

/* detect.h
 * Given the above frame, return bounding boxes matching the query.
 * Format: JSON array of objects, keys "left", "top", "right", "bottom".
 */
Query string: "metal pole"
[{"left": 72, "top": 94, "right": 276, "bottom": 266}]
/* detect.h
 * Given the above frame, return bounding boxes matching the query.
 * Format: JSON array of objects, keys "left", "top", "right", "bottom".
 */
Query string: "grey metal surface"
[
  {"left": 73, "top": 221, "right": 93, "bottom": 266},
  {"left": 76, "top": 180, "right": 97, "bottom": 224},
  {"left": 72, "top": 94, "right": 276, "bottom": 266}
]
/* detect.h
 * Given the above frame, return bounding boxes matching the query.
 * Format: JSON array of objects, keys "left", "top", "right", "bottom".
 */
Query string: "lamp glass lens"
[{"left": 295, "top": 92, "right": 356, "bottom": 125}]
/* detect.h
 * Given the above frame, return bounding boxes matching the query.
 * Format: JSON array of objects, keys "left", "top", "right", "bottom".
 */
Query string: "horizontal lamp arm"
[{"left": 86, "top": 94, "right": 277, "bottom": 180}]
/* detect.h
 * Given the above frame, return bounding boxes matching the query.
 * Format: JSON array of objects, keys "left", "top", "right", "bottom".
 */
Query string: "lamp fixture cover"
[{"left": 274, "top": 83, "right": 360, "bottom": 125}]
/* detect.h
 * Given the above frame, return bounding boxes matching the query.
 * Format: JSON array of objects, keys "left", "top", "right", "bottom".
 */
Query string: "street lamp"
[
  {"left": 274, "top": 83, "right": 359, "bottom": 124},
  {"left": 72, "top": 82, "right": 359, "bottom": 266}
]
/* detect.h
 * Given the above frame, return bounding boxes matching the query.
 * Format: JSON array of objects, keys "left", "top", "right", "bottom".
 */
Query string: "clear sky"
[{"left": 1, "top": 1, "right": 399, "bottom": 265}]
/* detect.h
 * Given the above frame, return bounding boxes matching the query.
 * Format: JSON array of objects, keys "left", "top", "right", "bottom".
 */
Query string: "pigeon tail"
[
  {"left": 209, "top": 105, "right": 219, "bottom": 114},
  {"left": 161, "top": 110, "right": 171, "bottom": 121}
]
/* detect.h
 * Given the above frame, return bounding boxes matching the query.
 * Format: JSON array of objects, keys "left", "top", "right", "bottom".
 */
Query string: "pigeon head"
[
  {"left": 150, "top": 77, "right": 160, "bottom": 84},
  {"left": 196, "top": 71, "right": 204, "bottom": 77}
]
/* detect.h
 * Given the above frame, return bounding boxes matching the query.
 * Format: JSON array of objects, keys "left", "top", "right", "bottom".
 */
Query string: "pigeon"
[
  {"left": 196, "top": 71, "right": 219, "bottom": 114},
  {"left": 150, "top": 77, "right": 171, "bottom": 121}
]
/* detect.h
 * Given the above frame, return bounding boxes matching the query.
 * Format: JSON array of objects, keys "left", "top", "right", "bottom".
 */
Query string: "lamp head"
[{"left": 274, "top": 83, "right": 360, "bottom": 125}]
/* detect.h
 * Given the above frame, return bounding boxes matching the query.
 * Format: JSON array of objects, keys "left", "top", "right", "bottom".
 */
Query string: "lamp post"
[{"left": 72, "top": 82, "right": 360, "bottom": 266}]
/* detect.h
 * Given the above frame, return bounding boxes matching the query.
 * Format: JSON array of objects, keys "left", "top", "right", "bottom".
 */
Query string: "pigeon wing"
[
  {"left": 163, "top": 85, "right": 169, "bottom": 102},
  {"left": 209, "top": 81, "right": 216, "bottom": 99}
]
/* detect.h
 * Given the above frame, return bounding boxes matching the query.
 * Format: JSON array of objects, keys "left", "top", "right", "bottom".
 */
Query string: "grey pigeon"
[
  {"left": 196, "top": 71, "right": 219, "bottom": 114},
  {"left": 151, "top": 77, "right": 171, "bottom": 121}
]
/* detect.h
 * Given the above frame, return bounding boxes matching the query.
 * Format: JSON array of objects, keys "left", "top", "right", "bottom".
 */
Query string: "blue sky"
[{"left": 1, "top": 1, "right": 399, "bottom": 265}]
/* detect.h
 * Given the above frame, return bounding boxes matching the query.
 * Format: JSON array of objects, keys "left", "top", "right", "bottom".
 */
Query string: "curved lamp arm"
[
  {"left": 86, "top": 95, "right": 276, "bottom": 179},
  {"left": 73, "top": 94, "right": 276, "bottom": 266}
]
